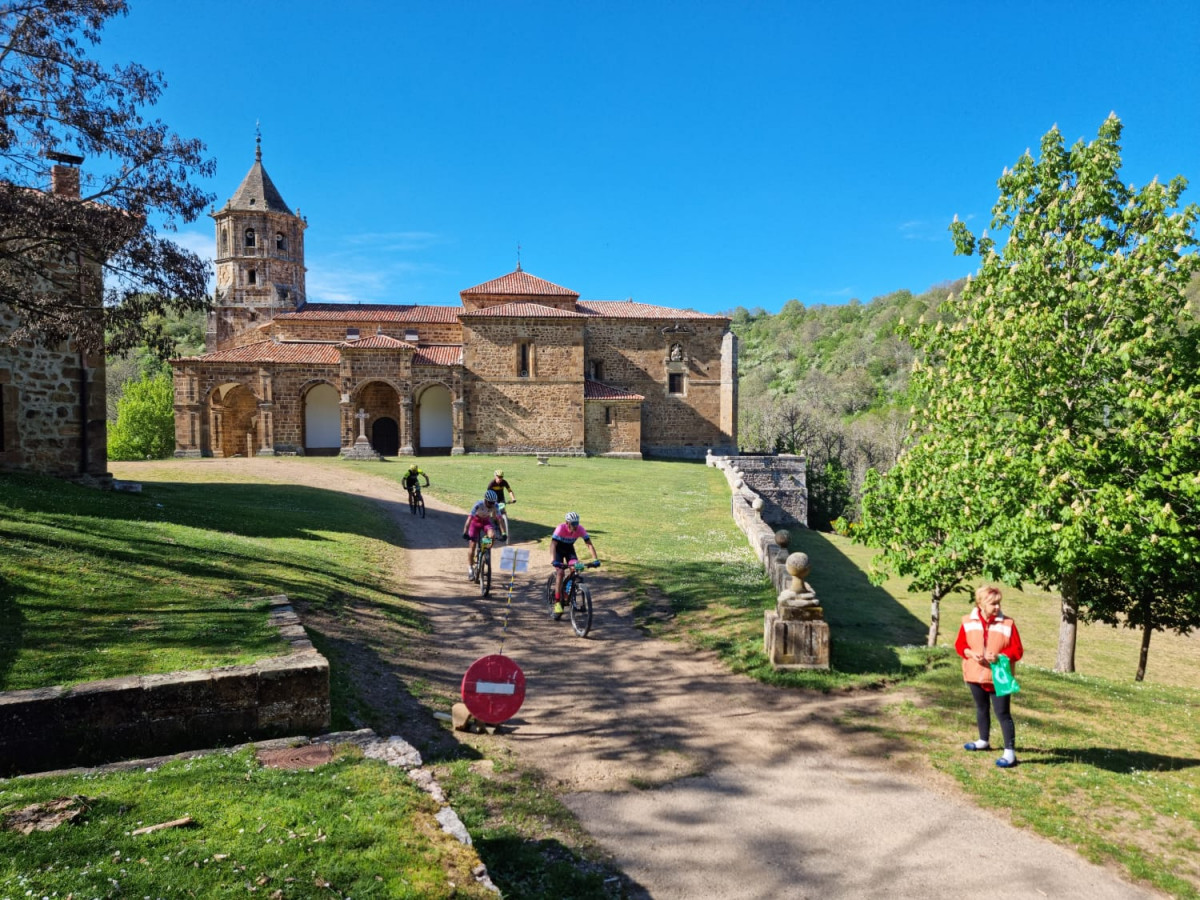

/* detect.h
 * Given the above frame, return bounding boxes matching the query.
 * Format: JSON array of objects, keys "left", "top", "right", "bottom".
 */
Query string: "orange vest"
[{"left": 960, "top": 610, "right": 1015, "bottom": 684}]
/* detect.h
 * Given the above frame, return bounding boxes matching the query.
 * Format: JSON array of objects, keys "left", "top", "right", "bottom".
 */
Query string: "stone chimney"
[
  {"left": 47, "top": 151, "right": 85, "bottom": 198},
  {"left": 51, "top": 164, "right": 80, "bottom": 198}
]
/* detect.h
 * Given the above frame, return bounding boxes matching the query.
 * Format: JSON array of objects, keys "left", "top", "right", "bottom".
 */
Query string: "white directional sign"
[{"left": 499, "top": 546, "right": 529, "bottom": 573}]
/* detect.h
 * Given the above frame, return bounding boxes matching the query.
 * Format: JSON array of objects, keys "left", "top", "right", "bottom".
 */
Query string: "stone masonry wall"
[
  {"left": 0, "top": 305, "right": 109, "bottom": 482},
  {"left": 0, "top": 596, "right": 329, "bottom": 776},
  {"left": 729, "top": 454, "right": 808, "bottom": 527},
  {"left": 584, "top": 400, "right": 641, "bottom": 457},
  {"left": 584, "top": 319, "right": 733, "bottom": 458},
  {"left": 269, "top": 320, "right": 463, "bottom": 346}
]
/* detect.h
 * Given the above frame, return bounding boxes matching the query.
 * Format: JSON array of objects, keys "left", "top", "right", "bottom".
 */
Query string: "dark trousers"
[{"left": 968, "top": 682, "right": 1015, "bottom": 750}]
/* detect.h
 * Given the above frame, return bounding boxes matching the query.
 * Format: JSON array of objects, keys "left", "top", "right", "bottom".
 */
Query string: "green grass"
[
  {"left": 4, "top": 456, "right": 1198, "bottom": 896},
  {"left": 0, "top": 466, "right": 417, "bottom": 690},
  {"left": 0, "top": 746, "right": 492, "bottom": 898}
]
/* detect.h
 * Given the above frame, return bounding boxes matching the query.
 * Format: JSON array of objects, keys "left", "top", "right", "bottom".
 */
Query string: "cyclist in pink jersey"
[
  {"left": 462, "top": 490, "right": 505, "bottom": 580},
  {"left": 551, "top": 511, "right": 598, "bottom": 614}
]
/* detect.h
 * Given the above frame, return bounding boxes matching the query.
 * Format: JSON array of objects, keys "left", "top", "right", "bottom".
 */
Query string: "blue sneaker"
[
  {"left": 995, "top": 756, "right": 1018, "bottom": 768},
  {"left": 963, "top": 742, "right": 989, "bottom": 751}
]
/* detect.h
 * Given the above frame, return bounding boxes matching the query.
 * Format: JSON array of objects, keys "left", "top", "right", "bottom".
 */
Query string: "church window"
[
  {"left": 248, "top": 269, "right": 257, "bottom": 285},
  {"left": 590, "top": 359, "right": 603, "bottom": 382},
  {"left": 346, "top": 327, "right": 360, "bottom": 340},
  {"left": 518, "top": 342, "right": 533, "bottom": 378},
  {"left": 220, "top": 229, "right": 228, "bottom": 253},
  {"left": 276, "top": 232, "right": 286, "bottom": 250},
  {"left": 605, "top": 405, "right": 612, "bottom": 425},
  {"left": 669, "top": 373, "right": 684, "bottom": 395},
  {"left": 244, "top": 228, "right": 256, "bottom": 248}
]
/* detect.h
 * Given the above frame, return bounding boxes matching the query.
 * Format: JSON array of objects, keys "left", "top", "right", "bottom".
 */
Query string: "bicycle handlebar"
[{"left": 553, "top": 560, "right": 600, "bottom": 571}]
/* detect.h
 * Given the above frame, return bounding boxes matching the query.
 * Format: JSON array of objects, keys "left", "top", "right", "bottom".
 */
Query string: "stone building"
[
  {"left": 0, "top": 159, "right": 112, "bottom": 484},
  {"left": 171, "top": 149, "right": 738, "bottom": 459}
]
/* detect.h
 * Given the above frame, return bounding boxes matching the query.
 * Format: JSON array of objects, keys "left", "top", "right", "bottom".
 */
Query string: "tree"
[
  {"left": 0, "top": 0, "right": 214, "bottom": 356},
  {"left": 909, "top": 115, "right": 1200, "bottom": 673},
  {"left": 107, "top": 369, "right": 173, "bottom": 459}
]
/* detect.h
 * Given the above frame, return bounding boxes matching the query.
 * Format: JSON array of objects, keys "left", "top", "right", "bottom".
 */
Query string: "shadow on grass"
[
  {"left": 0, "top": 575, "right": 22, "bottom": 687},
  {"left": 476, "top": 835, "right": 641, "bottom": 900},
  {"left": 1027, "top": 746, "right": 1200, "bottom": 772}
]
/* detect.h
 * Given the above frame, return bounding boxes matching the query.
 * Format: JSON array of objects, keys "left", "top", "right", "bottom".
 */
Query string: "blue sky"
[{"left": 97, "top": 1, "right": 1200, "bottom": 315}]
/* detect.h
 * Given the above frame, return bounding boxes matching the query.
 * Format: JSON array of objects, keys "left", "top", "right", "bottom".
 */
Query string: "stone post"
[
  {"left": 399, "top": 398, "right": 414, "bottom": 455},
  {"left": 764, "top": 551, "right": 830, "bottom": 670}
]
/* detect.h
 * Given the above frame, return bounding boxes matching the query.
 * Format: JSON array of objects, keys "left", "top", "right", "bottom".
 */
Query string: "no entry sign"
[{"left": 461, "top": 654, "right": 526, "bottom": 724}]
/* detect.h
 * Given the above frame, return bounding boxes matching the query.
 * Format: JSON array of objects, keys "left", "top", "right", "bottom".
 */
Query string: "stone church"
[{"left": 172, "top": 147, "right": 738, "bottom": 460}]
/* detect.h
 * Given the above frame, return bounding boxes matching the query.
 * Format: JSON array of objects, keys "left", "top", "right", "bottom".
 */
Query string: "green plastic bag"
[{"left": 990, "top": 655, "right": 1020, "bottom": 696}]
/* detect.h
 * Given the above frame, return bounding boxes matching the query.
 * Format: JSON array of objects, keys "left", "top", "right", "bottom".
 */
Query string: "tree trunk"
[
  {"left": 1136, "top": 602, "right": 1152, "bottom": 683},
  {"left": 1054, "top": 571, "right": 1079, "bottom": 673},
  {"left": 927, "top": 586, "right": 945, "bottom": 648}
]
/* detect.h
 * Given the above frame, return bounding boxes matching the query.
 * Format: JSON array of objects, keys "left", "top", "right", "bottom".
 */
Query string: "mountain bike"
[
  {"left": 496, "top": 499, "right": 512, "bottom": 538},
  {"left": 408, "top": 482, "right": 425, "bottom": 517},
  {"left": 547, "top": 560, "right": 600, "bottom": 637},
  {"left": 473, "top": 534, "right": 494, "bottom": 597}
]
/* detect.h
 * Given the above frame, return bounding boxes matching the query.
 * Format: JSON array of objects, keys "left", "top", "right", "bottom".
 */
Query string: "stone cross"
[{"left": 355, "top": 408, "right": 368, "bottom": 440}]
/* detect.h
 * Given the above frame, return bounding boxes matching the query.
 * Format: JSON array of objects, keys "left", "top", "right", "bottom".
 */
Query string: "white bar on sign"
[{"left": 474, "top": 681, "right": 516, "bottom": 695}]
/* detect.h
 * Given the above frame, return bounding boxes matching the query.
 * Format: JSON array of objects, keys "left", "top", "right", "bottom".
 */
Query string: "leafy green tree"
[
  {"left": 107, "top": 371, "right": 174, "bottom": 460},
  {"left": 0, "top": 1, "right": 213, "bottom": 355},
  {"left": 910, "top": 114, "right": 1200, "bottom": 673}
]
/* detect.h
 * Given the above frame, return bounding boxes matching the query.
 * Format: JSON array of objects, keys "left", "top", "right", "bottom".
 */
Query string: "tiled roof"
[
  {"left": 459, "top": 301, "right": 588, "bottom": 319},
  {"left": 223, "top": 154, "right": 293, "bottom": 214},
  {"left": 276, "top": 304, "right": 462, "bottom": 324},
  {"left": 413, "top": 345, "right": 464, "bottom": 366},
  {"left": 461, "top": 268, "right": 579, "bottom": 298},
  {"left": 342, "top": 334, "right": 413, "bottom": 349},
  {"left": 177, "top": 340, "right": 341, "bottom": 365},
  {"left": 584, "top": 380, "right": 645, "bottom": 401},
  {"left": 577, "top": 300, "right": 728, "bottom": 321}
]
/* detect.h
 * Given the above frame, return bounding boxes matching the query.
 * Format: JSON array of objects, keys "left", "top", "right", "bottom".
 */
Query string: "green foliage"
[
  {"left": 806, "top": 458, "right": 851, "bottom": 530},
  {"left": 875, "top": 114, "right": 1200, "bottom": 674},
  {"left": 107, "top": 371, "right": 176, "bottom": 460}
]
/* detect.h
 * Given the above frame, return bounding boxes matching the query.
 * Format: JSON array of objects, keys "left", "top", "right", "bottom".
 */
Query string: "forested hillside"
[{"left": 731, "top": 274, "right": 1200, "bottom": 530}]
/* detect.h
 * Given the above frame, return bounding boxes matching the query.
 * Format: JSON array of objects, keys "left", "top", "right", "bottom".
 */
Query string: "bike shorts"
[
  {"left": 467, "top": 519, "right": 493, "bottom": 541},
  {"left": 552, "top": 540, "right": 579, "bottom": 566}
]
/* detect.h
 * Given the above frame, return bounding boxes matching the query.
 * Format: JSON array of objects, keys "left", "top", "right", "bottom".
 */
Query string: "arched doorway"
[
  {"left": 416, "top": 383, "right": 452, "bottom": 454},
  {"left": 304, "top": 383, "right": 341, "bottom": 456},
  {"left": 372, "top": 417, "right": 399, "bottom": 456},
  {"left": 210, "top": 383, "right": 258, "bottom": 458}
]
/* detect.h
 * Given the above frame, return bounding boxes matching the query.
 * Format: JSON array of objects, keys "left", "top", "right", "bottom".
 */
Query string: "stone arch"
[
  {"left": 207, "top": 381, "right": 261, "bottom": 458},
  {"left": 414, "top": 382, "right": 453, "bottom": 454},
  {"left": 302, "top": 381, "right": 341, "bottom": 456},
  {"left": 352, "top": 380, "right": 402, "bottom": 453}
]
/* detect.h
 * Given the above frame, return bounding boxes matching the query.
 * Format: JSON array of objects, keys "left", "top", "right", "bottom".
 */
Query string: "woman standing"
[{"left": 955, "top": 585, "right": 1024, "bottom": 768}]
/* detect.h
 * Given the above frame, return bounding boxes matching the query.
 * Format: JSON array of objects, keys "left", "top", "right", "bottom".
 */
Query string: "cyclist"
[
  {"left": 402, "top": 463, "right": 430, "bottom": 504},
  {"left": 550, "top": 511, "right": 598, "bottom": 615},
  {"left": 463, "top": 489, "right": 506, "bottom": 580},
  {"left": 486, "top": 469, "right": 515, "bottom": 504}
]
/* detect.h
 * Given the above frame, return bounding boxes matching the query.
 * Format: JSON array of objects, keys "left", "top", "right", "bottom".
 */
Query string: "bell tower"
[{"left": 207, "top": 133, "right": 307, "bottom": 351}]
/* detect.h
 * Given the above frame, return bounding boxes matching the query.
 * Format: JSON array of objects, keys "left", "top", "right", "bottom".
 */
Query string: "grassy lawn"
[
  {"left": 0, "top": 746, "right": 492, "bottom": 898},
  {"left": 0, "top": 466, "right": 416, "bottom": 690},
  {"left": 2, "top": 456, "right": 1197, "bottom": 896}
]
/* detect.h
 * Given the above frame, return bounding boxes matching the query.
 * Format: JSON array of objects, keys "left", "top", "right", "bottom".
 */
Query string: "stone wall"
[
  {"left": 0, "top": 596, "right": 330, "bottom": 776},
  {"left": 724, "top": 454, "right": 807, "bottom": 526},
  {"left": 707, "top": 451, "right": 808, "bottom": 595},
  {"left": 0, "top": 305, "right": 109, "bottom": 484},
  {"left": 583, "top": 399, "right": 642, "bottom": 457}
]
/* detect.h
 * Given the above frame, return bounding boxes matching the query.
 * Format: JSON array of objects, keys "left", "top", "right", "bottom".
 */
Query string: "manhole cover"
[{"left": 256, "top": 744, "right": 334, "bottom": 770}]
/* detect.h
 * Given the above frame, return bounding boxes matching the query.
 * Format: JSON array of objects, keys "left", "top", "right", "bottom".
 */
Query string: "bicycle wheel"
[
  {"left": 569, "top": 583, "right": 592, "bottom": 637},
  {"left": 417, "top": 494, "right": 425, "bottom": 518},
  {"left": 479, "top": 549, "right": 491, "bottom": 597}
]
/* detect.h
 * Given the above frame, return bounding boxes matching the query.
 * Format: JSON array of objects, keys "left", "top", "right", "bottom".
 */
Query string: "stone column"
[
  {"left": 399, "top": 398, "right": 414, "bottom": 456},
  {"left": 211, "top": 409, "right": 224, "bottom": 458},
  {"left": 451, "top": 398, "right": 465, "bottom": 455},
  {"left": 257, "top": 403, "right": 274, "bottom": 455}
]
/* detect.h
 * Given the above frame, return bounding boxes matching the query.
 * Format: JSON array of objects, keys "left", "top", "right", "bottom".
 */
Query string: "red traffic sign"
[{"left": 461, "top": 654, "right": 525, "bottom": 724}]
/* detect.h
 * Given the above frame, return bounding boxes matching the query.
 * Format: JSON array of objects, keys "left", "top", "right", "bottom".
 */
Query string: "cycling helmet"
[
  {"left": 484, "top": 489, "right": 499, "bottom": 503},
  {"left": 494, "top": 469, "right": 504, "bottom": 478},
  {"left": 408, "top": 464, "right": 419, "bottom": 473},
  {"left": 564, "top": 511, "right": 580, "bottom": 525}
]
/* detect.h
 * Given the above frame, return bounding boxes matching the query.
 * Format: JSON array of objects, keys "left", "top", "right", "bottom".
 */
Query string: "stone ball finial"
[
  {"left": 786, "top": 552, "right": 811, "bottom": 579},
  {"left": 774, "top": 530, "right": 790, "bottom": 548},
  {"left": 751, "top": 497, "right": 763, "bottom": 511}
]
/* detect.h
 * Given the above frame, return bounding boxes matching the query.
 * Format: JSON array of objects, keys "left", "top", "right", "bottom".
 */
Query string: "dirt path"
[{"left": 191, "top": 459, "right": 1158, "bottom": 899}]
